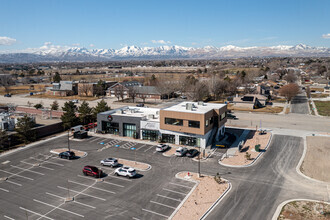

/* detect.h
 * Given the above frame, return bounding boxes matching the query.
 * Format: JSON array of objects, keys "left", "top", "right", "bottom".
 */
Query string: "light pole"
[
  {"left": 67, "top": 129, "right": 71, "bottom": 152},
  {"left": 198, "top": 145, "right": 201, "bottom": 177}
]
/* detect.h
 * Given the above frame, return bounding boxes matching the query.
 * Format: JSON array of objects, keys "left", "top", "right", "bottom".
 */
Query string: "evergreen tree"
[
  {"left": 78, "top": 101, "right": 92, "bottom": 124},
  {"left": 0, "top": 130, "right": 8, "bottom": 151},
  {"left": 93, "top": 99, "right": 110, "bottom": 119},
  {"left": 15, "top": 115, "right": 36, "bottom": 144},
  {"left": 53, "top": 72, "right": 62, "bottom": 83},
  {"left": 61, "top": 101, "right": 79, "bottom": 129},
  {"left": 50, "top": 100, "right": 59, "bottom": 111},
  {"left": 34, "top": 103, "right": 43, "bottom": 109}
]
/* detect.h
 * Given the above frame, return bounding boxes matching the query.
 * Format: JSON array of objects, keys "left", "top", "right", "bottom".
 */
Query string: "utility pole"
[
  {"left": 198, "top": 145, "right": 201, "bottom": 177},
  {"left": 67, "top": 129, "right": 71, "bottom": 151}
]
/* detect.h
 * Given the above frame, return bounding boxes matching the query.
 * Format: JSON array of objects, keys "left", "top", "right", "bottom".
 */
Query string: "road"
[{"left": 290, "top": 92, "right": 309, "bottom": 114}]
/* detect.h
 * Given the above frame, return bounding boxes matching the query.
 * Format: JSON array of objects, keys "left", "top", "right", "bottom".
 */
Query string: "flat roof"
[
  {"left": 100, "top": 106, "right": 160, "bottom": 122},
  {"left": 162, "top": 102, "right": 226, "bottom": 114}
]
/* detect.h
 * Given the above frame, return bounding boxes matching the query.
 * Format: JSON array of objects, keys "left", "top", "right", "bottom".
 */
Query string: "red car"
[{"left": 82, "top": 165, "right": 103, "bottom": 178}]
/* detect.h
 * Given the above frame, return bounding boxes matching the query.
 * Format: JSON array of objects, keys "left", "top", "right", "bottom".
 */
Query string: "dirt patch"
[
  {"left": 302, "top": 136, "right": 330, "bottom": 182},
  {"left": 221, "top": 131, "right": 271, "bottom": 166},
  {"left": 51, "top": 148, "right": 86, "bottom": 157},
  {"left": 0, "top": 84, "right": 50, "bottom": 95},
  {"left": 228, "top": 105, "right": 283, "bottom": 113},
  {"left": 117, "top": 158, "right": 150, "bottom": 171},
  {"left": 31, "top": 94, "right": 100, "bottom": 101},
  {"left": 279, "top": 200, "right": 330, "bottom": 220},
  {"left": 172, "top": 172, "right": 229, "bottom": 220}
]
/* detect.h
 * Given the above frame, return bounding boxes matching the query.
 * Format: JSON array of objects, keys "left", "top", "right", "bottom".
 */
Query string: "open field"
[
  {"left": 0, "top": 84, "right": 49, "bottom": 95},
  {"left": 314, "top": 101, "right": 330, "bottom": 116},
  {"left": 228, "top": 105, "right": 283, "bottom": 113},
  {"left": 31, "top": 94, "right": 100, "bottom": 101},
  {"left": 311, "top": 93, "right": 329, "bottom": 98},
  {"left": 279, "top": 200, "right": 330, "bottom": 220},
  {"left": 301, "top": 136, "right": 330, "bottom": 182}
]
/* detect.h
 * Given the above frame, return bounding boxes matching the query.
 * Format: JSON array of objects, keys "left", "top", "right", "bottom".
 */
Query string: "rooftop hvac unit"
[
  {"left": 147, "top": 114, "right": 154, "bottom": 119},
  {"left": 156, "top": 111, "right": 159, "bottom": 115},
  {"left": 198, "top": 101, "right": 204, "bottom": 105},
  {"left": 186, "top": 103, "right": 192, "bottom": 110},
  {"left": 116, "top": 109, "right": 123, "bottom": 114}
]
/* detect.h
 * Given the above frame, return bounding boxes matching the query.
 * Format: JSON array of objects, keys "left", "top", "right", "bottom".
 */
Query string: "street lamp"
[{"left": 67, "top": 129, "right": 71, "bottom": 152}]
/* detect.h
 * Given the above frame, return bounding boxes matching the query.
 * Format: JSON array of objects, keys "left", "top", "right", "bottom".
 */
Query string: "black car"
[
  {"left": 136, "top": 103, "right": 144, "bottom": 107},
  {"left": 186, "top": 149, "right": 199, "bottom": 158},
  {"left": 4, "top": 93, "right": 11, "bottom": 97},
  {"left": 226, "top": 113, "right": 237, "bottom": 119},
  {"left": 59, "top": 151, "right": 75, "bottom": 160}
]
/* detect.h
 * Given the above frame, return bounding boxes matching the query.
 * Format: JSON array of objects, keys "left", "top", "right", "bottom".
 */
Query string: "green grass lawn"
[{"left": 314, "top": 101, "right": 330, "bottom": 116}]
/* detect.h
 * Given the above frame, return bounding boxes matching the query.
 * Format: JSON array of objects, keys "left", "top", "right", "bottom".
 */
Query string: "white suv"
[
  {"left": 100, "top": 158, "right": 118, "bottom": 167},
  {"left": 175, "top": 147, "right": 188, "bottom": 157},
  {"left": 115, "top": 167, "right": 137, "bottom": 178},
  {"left": 156, "top": 144, "right": 170, "bottom": 152}
]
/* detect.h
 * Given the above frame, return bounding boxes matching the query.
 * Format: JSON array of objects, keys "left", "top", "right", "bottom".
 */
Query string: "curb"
[
  {"left": 218, "top": 131, "right": 273, "bottom": 168},
  {"left": 0, "top": 133, "right": 67, "bottom": 158},
  {"left": 169, "top": 172, "right": 231, "bottom": 220},
  {"left": 118, "top": 158, "right": 152, "bottom": 172},
  {"left": 271, "top": 198, "right": 330, "bottom": 220}
]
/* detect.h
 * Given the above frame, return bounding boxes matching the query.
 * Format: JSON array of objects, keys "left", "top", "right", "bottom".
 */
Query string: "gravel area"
[
  {"left": 279, "top": 200, "right": 330, "bottom": 220},
  {"left": 117, "top": 158, "right": 150, "bottom": 171},
  {"left": 221, "top": 131, "right": 271, "bottom": 166},
  {"left": 51, "top": 148, "right": 86, "bottom": 157},
  {"left": 301, "top": 136, "right": 330, "bottom": 182},
  {"left": 172, "top": 172, "right": 229, "bottom": 220}
]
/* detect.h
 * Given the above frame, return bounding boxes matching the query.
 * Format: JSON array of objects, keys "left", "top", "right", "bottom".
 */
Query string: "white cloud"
[
  {"left": 322, "top": 33, "right": 330, "bottom": 39},
  {"left": 44, "top": 42, "right": 52, "bottom": 46},
  {"left": 0, "top": 36, "right": 17, "bottom": 46},
  {"left": 72, "top": 43, "right": 80, "bottom": 46},
  {"left": 151, "top": 40, "right": 171, "bottom": 44},
  {"left": 89, "top": 44, "right": 95, "bottom": 47},
  {"left": 191, "top": 42, "right": 197, "bottom": 45}
]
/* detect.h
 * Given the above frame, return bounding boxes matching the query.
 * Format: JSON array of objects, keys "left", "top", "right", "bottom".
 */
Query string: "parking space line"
[
  {"left": 89, "top": 137, "right": 103, "bottom": 143},
  {"left": 136, "top": 144, "right": 146, "bottom": 151},
  {"left": 57, "top": 186, "right": 106, "bottom": 201},
  {"left": 142, "top": 209, "right": 169, "bottom": 218},
  {"left": 33, "top": 199, "right": 84, "bottom": 218},
  {"left": 20, "top": 161, "right": 54, "bottom": 170},
  {"left": 132, "top": 217, "right": 141, "bottom": 220},
  {"left": 0, "top": 187, "right": 9, "bottom": 192},
  {"left": 77, "top": 174, "right": 94, "bottom": 180},
  {"left": 6, "top": 180, "right": 22, "bottom": 186},
  {"left": 68, "top": 180, "right": 116, "bottom": 194},
  {"left": 144, "top": 145, "right": 154, "bottom": 152},
  {"left": 150, "top": 200, "right": 176, "bottom": 209},
  {"left": 0, "top": 169, "right": 34, "bottom": 180},
  {"left": 169, "top": 182, "right": 192, "bottom": 189},
  {"left": 19, "top": 207, "right": 54, "bottom": 220},
  {"left": 163, "top": 188, "right": 187, "bottom": 195},
  {"left": 4, "top": 215, "right": 15, "bottom": 220},
  {"left": 46, "top": 192, "right": 63, "bottom": 199},
  {"left": 156, "top": 194, "right": 181, "bottom": 202},
  {"left": 46, "top": 192, "right": 96, "bottom": 209},
  {"left": 110, "top": 175, "right": 132, "bottom": 182},
  {"left": 31, "top": 158, "right": 64, "bottom": 166},
  {"left": 10, "top": 165, "right": 45, "bottom": 175},
  {"left": 101, "top": 180, "right": 124, "bottom": 188},
  {"left": 2, "top": 160, "right": 10, "bottom": 165}
]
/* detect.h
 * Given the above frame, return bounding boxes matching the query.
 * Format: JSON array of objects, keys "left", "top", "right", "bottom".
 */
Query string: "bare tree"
[
  {"left": 279, "top": 83, "right": 300, "bottom": 102},
  {"left": 0, "top": 75, "right": 14, "bottom": 94},
  {"left": 78, "top": 83, "right": 92, "bottom": 97},
  {"left": 128, "top": 87, "right": 137, "bottom": 103},
  {"left": 140, "top": 93, "right": 147, "bottom": 103},
  {"left": 114, "top": 85, "right": 125, "bottom": 101},
  {"left": 285, "top": 71, "right": 297, "bottom": 83},
  {"left": 189, "top": 81, "right": 209, "bottom": 101}
]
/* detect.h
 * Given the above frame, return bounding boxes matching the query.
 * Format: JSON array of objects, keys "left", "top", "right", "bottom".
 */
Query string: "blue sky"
[{"left": 0, "top": 0, "right": 329, "bottom": 51}]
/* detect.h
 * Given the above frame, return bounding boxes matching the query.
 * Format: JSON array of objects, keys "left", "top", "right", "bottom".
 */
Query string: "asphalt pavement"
[{"left": 290, "top": 92, "right": 309, "bottom": 114}]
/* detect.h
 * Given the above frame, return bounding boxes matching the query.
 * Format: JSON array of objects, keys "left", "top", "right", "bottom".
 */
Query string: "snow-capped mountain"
[{"left": 0, "top": 44, "right": 329, "bottom": 63}]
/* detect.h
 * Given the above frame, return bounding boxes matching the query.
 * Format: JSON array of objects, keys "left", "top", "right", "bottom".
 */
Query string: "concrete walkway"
[{"left": 226, "top": 129, "right": 250, "bottom": 156}]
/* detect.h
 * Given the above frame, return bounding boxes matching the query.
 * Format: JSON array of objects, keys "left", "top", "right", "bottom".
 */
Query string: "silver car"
[
  {"left": 156, "top": 144, "right": 170, "bottom": 152},
  {"left": 175, "top": 147, "right": 188, "bottom": 157},
  {"left": 100, "top": 158, "right": 118, "bottom": 167}
]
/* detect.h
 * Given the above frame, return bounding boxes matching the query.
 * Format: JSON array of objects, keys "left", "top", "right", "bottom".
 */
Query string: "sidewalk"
[{"left": 226, "top": 129, "right": 251, "bottom": 157}]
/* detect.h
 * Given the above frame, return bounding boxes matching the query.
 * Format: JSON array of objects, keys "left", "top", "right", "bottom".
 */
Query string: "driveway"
[{"left": 290, "top": 92, "right": 309, "bottom": 114}]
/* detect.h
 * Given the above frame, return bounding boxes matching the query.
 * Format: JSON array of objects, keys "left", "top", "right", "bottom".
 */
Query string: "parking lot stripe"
[
  {"left": 31, "top": 158, "right": 64, "bottom": 166},
  {"left": 156, "top": 194, "right": 181, "bottom": 202},
  {"left": 0, "top": 187, "right": 9, "bottom": 192},
  {"left": 20, "top": 161, "right": 54, "bottom": 170},
  {"left": 19, "top": 207, "right": 54, "bottom": 220},
  {"left": 169, "top": 182, "right": 192, "bottom": 189},
  {"left": 101, "top": 181, "right": 124, "bottom": 188},
  {"left": 144, "top": 145, "right": 154, "bottom": 152},
  {"left": 46, "top": 192, "right": 96, "bottom": 209},
  {"left": 4, "top": 215, "right": 15, "bottom": 220},
  {"left": 57, "top": 186, "right": 106, "bottom": 201},
  {"left": 150, "top": 200, "right": 176, "bottom": 209},
  {"left": 89, "top": 137, "right": 103, "bottom": 143},
  {"left": 163, "top": 188, "right": 187, "bottom": 196},
  {"left": 33, "top": 199, "right": 84, "bottom": 218},
  {"left": 2, "top": 160, "right": 10, "bottom": 164},
  {"left": 110, "top": 175, "right": 132, "bottom": 182},
  {"left": 136, "top": 144, "right": 146, "bottom": 151},
  {"left": 68, "top": 180, "right": 116, "bottom": 194},
  {"left": 0, "top": 169, "right": 34, "bottom": 180},
  {"left": 6, "top": 180, "right": 22, "bottom": 186},
  {"left": 10, "top": 165, "right": 45, "bottom": 175},
  {"left": 142, "top": 209, "right": 169, "bottom": 218},
  {"left": 46, "top": 192, "right": 64, "bottom": 199},
  {"left": 132, "top": 217, "right": 141, "bottom": 220}
]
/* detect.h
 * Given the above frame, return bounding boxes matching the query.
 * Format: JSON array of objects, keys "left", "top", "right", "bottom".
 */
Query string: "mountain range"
[{"left": 0, "top": 44, "right": 329, "bottom": 63}]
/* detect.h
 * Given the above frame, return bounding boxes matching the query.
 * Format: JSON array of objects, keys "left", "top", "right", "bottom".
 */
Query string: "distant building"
[
  {"left": 233, "top": 94, "right": 268, "bottom": 109},
  {"left": 46, "top": 81, "right": 78, "bottom": 96},
  {"left": 107, "top": 81, "right": 143, "bottom": 99}
]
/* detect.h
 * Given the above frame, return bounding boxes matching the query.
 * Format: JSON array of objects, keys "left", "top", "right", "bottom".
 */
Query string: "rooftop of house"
[
  {"left": 133, "top": 86, "right": 160, "bottom": 94},
  {"left": 162, "top": 101, "right": 226, "bottom": 114}
]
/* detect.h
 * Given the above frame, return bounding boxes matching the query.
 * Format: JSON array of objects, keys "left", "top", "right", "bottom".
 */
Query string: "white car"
[
  {"left": 115, "top": 167, "right": 137, "bottom": 178},
  {"left": 156, "top": 144, "right": 170, "bottom": 152},
  {"left": 100, "top": 158, "right": 118, "bottom": 167},
  {"left": 175, "top": 147, "right": 188, "bottom": 157}
]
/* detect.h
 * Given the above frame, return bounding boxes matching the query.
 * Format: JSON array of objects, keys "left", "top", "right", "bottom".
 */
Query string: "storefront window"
[
  {"left": 165, "top": 118, "right": 183, "bottom": 126},
  {"left": 162, "top": 134, "right": 175, "bottom": 144},
  {"left": 142, "top": 130, "right": 158, "bottom": 141},
  {"left": 102, "top": 121, "right": 119, "bottom": 135},
  {"left": 123, "top": 123, "right": 137, "bottom": 138},
  {"left": 179, "top": 136, "right": 200, "bottom": 147},
  {"left": 188, "top": 120, "right": 200, "bottom": 128}
]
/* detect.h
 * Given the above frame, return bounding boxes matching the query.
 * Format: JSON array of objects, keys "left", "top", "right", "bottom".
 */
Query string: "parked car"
[
  {"left": 4, "top": 93, "right": 11, "bottom": 97},
  {"left": 175, "top": 147, "right": 188, "bottom": 157},
  {"left": 100, "top": 158, "right": 118, "bottom": 167},
  {"left": 156, "top": 144, "right": 170, "bottom": 152},
  {"left": 226, "top": 113, "right": 237, "bottom": 119},
  {"left": 186, "top": 149, "right": 199, "bottom": 158},
  {"left": 114, "top": 167, "right": 136, "bottom": 178},
  {"left": 82, "top": 165, "right": 103, "bottom": 178},
  {"left": 72, "top": 99, "right": 79, "bottom": 103},
  {"left": 59, "top": 151, "right": 75, "bottom": 160},
  {"left": 136, "top": 103, "right": 144, "bottom": 107},
  {"left": 180, "top": 95, "right": 187, "bottom": 99}
]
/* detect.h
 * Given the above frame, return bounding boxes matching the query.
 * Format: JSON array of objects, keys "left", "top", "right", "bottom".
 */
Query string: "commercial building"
[{"left": 97, "top": 102, "right": 227, "bottom": 148}]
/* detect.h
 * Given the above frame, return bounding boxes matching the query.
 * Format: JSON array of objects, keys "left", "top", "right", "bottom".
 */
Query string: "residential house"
[
  {"left": 107, "top": 81, "right": 143, "bottom": 99},
  {"left": 45, "top": 81, "right": 78, "bottom": 96}
]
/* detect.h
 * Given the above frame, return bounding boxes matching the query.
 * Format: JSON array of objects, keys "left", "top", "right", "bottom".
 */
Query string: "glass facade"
[
  {"left": 179, "top": 136, "right": 200, "bottom": 147},
  {"left": 188, "top": 120, "right": 200, "bottom": 128},
  {"left": 142, "top": 130, "right": 158, "bottom": 141},
  {"left": 165, "top": 118, "right": 183, "bottom": 126},
  {"left": 123, "top": 123, "right": 137, "bottom": 138},
  {"left": 102, "top": 121, "right": 119, "bottom": 135},
  {"left": 162, "top": 134, "right": 175, "bottom": 144}
]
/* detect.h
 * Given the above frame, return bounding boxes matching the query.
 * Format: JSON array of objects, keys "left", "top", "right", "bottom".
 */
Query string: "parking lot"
[{"left": 0, "top": 135, "right": 202, "bottom": 220}]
